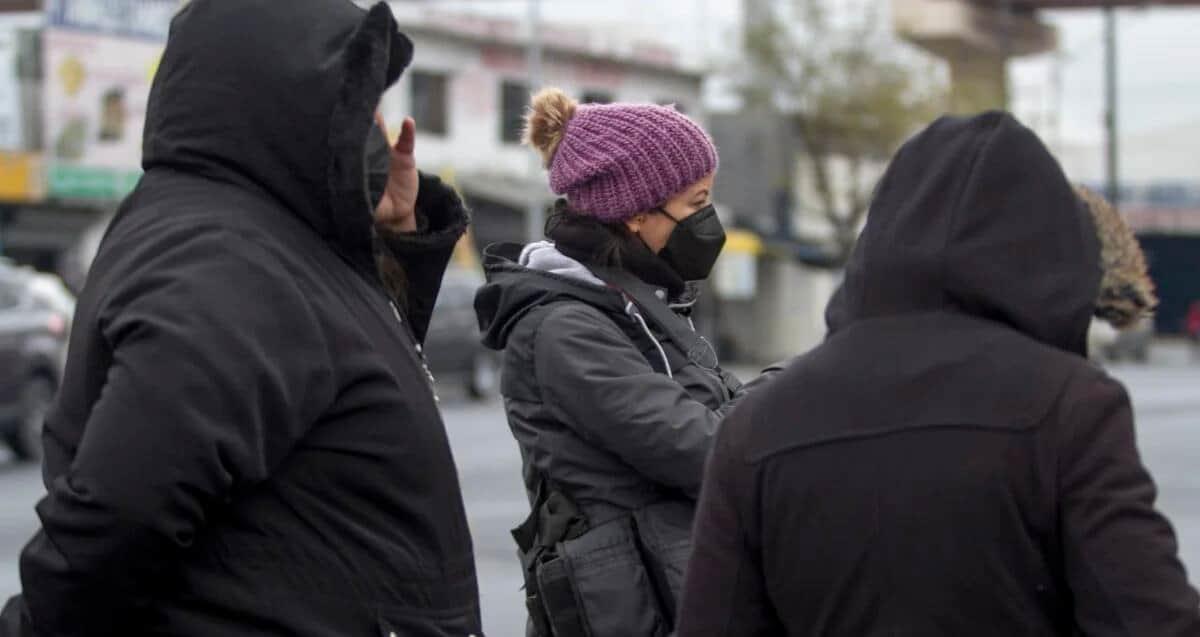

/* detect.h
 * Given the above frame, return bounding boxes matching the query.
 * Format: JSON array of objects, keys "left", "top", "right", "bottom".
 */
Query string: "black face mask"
[
  {"left": 655, "top": 203, "right": 727, "bottom": 281},
  {"left": 364, "top": 122, "right": 391, "bottom": 210}
]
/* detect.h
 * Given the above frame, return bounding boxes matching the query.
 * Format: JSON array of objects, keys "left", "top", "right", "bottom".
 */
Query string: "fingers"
[{"left": 395, "top": 116, "right": 416, "bottom": 156}]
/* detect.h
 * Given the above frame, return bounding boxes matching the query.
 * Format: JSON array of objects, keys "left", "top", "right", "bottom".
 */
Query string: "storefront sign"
[
  {"left": 0, "top": 151, "right": 45, "bottom": 201},
  {"left": 42, "top": 0, "right": 176, "bottom": 200}
]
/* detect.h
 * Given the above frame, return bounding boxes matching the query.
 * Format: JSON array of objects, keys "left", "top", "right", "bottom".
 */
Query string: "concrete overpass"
[
  {"left": 896, "top": 0, "right": 1200, "bottom": 111},
  {"left": 895, "top": 0, "right": 1200, "bottom": 203},
  {"left": 895, "top": 0, "right": 1055, "bottom": 112},
  {"left": 974, "top": 1, "right": 1198, "bottom": 6}
]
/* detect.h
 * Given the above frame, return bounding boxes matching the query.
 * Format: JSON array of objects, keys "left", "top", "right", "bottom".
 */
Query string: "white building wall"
[{"left": 377, "top": 24, "right": 704, "bottom": 185}]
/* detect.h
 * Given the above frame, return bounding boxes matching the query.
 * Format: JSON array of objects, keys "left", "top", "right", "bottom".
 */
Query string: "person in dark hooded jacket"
[
  {"left": 677, "top": 112, "right": 1200, "bottom": 636},
  {"left": 474, "top": 89, "right": 778, "bottom": 636},
  {"left": 0, "top": 2, "right": 481, "bottom": 635}
]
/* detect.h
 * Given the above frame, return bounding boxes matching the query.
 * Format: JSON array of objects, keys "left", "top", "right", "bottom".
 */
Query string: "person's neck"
[
  {"left": 547, "top": 206, "right": 686, "bottom": 299},
  {"left": 618, "top": 237, "right": 686, "bottom": 299}
]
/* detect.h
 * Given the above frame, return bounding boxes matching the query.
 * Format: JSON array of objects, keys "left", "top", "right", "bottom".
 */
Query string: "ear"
[{"left": 625, "top": 213, "right": 647, "bottom": 234}]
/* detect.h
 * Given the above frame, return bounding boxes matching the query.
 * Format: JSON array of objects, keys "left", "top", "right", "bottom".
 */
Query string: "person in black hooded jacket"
[
  {"left": 677, "top": 112, "right": 1200, "bottom": 636},
  {"left": 0, "top": 2, "right": 481, "bottom": 636}
]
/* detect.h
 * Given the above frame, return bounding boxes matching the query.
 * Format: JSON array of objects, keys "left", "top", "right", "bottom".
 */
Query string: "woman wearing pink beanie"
[{"left": 475, "top": 89, "right": 778, "bottom": 636}]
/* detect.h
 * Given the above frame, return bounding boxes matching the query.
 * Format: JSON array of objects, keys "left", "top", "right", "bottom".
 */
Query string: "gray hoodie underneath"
[{"left": 518, "top": 241, "right": 607, "bottom": 288}]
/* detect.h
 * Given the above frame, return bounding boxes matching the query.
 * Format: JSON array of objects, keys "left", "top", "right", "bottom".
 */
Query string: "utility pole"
[
  {"left": 525, "top": 0, "right": 544, "bottom": 243},
  {"left": 1103, "top": 3, "right": 1119, "bottom": 208}
]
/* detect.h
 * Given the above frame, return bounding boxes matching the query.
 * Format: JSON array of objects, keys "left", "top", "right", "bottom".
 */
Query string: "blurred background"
[{"left": 0, "top": 1, "right": 1198, "bottom": 634}]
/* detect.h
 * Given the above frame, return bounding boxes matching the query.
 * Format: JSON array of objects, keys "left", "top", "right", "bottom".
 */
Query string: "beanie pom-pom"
[{"left": 524, "top": 88, "right": 578, "bottom": 167}]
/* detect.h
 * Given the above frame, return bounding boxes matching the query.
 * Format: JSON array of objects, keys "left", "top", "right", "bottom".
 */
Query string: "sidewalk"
[{"left": 1148, "top": 338, "right": 1199, "bottom": 368}]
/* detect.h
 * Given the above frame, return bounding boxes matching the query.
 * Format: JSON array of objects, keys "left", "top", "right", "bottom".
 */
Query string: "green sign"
[{"left": 47, "top": 164, "right": 141, "bottom": 200}]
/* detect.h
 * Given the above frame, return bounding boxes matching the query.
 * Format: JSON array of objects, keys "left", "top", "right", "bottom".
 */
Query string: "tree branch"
[{"left": 741, "top": 0, "right": 947, "bottom": 265}]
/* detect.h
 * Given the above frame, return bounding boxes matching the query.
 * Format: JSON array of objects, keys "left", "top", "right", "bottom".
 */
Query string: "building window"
[
  {"left": 581, "top": 90, "right": 613, "bottom": 105},
  {"left": 411, "top": 71, "right": 449, "bottom": 136},
  {"left": 500, "top": 80, "right": 528, "bottom": 144}
]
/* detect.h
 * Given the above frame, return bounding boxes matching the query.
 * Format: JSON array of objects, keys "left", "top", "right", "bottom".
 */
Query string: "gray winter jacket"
[{"left": 475, "top": 242, "right": 773, "bottom": 634}]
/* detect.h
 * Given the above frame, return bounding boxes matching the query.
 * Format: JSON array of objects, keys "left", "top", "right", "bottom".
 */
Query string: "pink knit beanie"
[{"left": 524, "top": 88, "right": 718, "bottom": 223}]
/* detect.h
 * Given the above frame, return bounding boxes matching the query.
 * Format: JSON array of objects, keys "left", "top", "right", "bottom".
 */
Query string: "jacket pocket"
[
  {"left": 631, "top": 501, "right": 695, "bottom": 620},
  {"left": 559, "top": 516, "right": 670, "bottom": 637}
]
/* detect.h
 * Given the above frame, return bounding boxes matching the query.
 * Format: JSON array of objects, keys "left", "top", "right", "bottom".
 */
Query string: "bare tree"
[{"left": 743, "top": 0, "right": 946, "bottom": 261}]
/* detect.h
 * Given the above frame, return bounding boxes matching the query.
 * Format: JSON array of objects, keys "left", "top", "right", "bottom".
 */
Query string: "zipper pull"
[
  {"left": 390, "top": 302, "right": 440, "bottom": 402},
  {"left": 423, "top": 360, "right": 440, "bottom": 404}
]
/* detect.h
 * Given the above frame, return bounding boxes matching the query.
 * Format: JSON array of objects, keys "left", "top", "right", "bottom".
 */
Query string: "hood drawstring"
[
  {"left": 624, "top": 299, "right": 674, "bottom": 379},
  {"left": 668, "top": 298, "right": 698, "bottom": 312},
  {"left": 668, "top": 296, "right": 700, "bottom": 332}
]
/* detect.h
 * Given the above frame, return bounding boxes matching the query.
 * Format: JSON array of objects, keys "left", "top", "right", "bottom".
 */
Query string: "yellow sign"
[
  {"left": 452, "top": 229, "right": 481, "bottom": 272},
  {"left": 147, "top": 52, "right": 163, "bottom": 84},
  {"left": 0, "top": 152, "right": 44, "bottom": 202},
  {"left": 59, "top": 55, "right": 85, "bottom": 97},
  {"left": 725, "top": 228, "right": 764, "bottom": 255}
]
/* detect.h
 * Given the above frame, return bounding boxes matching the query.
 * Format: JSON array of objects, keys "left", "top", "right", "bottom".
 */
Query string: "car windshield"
[
  {"left": 0, "top": 266, "right": 76, "bottom": 314},
  {"left": 0, "top": 281, "right": 20, "bottom": 311}
]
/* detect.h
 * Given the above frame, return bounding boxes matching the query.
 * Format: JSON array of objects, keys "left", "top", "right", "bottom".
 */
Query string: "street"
[{"left": 0, "top": 360, "right": 1197, "bottom": 635}]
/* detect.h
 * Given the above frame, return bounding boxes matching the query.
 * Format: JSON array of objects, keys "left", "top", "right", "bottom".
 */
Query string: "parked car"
[
  {"left": 0, "top": 262, "right": 72, "bottom": 461},
  {"left": 424, "top": 269, "right": 498, "bottom": 401}
]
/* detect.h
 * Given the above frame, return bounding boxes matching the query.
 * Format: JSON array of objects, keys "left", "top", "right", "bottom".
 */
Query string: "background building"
[
  {"left": 1, "top": 0, "right": 1198, "bottom": 346},
  {"left": 380, "top": 5, "right": 709, "bottom": 252},
  {"left": 0, "top": 0, "right": 176, "bottom": 286}
]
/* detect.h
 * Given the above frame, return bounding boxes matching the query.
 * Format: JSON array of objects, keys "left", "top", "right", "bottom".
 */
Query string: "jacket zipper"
[
  {"left": 389, "top": 300, "right": 440, "bottom": 402},
  {"left": 338, "top": 248, "right": 441, "bottom": 403}
]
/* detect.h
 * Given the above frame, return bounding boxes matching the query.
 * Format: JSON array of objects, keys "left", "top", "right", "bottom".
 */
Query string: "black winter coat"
[
  {"left": 0, "top": 2, "right": 480, "bottom": 636},
  {"left": 475, "top": 242, "right": 768, "bottom": 633},
  {"left": 679, "top": 112, "right": 1200, "bottom": 636}
]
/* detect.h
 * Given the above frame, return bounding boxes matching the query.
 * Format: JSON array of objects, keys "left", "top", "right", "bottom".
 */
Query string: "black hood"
[
  {"left": 826, "top": 112, "right": 1101, "bottom": 356},
  {"left": 475, "top": 243, "right": 624, "bottom": 351},
  {"left": 142, "top": 0, "right": 413, "bottom": 271}
]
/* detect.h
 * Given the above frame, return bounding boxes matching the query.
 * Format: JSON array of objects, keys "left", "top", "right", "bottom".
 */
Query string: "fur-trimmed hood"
[
  {"left": 827, "top": 112, "right": 1103, "bottom": 356},
  {"left": 1076, "top": 185, "right": 1158, "bottom": 328},
  {"left": 142, "top": 0, "right": 412, "bottom": 273}
]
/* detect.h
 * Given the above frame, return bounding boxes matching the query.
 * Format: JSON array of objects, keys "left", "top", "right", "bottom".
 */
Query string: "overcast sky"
[
  {"left": 432, "top": 1, "right": 1200, "bottom": 147},
  {"left": 1012, "top": 7, "right": 1200, "bottom": 144}
]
